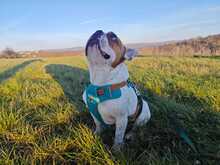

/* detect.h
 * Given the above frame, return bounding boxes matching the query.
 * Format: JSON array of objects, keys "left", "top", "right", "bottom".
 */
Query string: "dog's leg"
[
  {"left": 91, "top": 114, "right": 103, "bottom": 135},
  {"left": 83, "top": 90, "right": 103, "bottom": 134},
  {"left": 125, "top": 100, "right": 151, "bottom": 140},
  {"left": 113, "top": 115, "right": 128, "bottom": 151},
  {"left": 135, "top": 100, "right": 151, "bottom": 126}
]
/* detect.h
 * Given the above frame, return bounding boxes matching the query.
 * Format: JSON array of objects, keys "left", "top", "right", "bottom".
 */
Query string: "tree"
[
  {"left": 208, "top": 43, "right": 216, "bottom": 55},
  {"left": 0, "top": 47, "right": 19, "bottom": 58}
]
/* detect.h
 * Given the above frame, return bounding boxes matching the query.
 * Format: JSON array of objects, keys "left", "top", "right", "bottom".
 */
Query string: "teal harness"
[
  {"left": 85, "top": 81, "right": 143, "bottom": 127},
  {"left": 85, "top": 84, "right": 122, "bottom": 127}
]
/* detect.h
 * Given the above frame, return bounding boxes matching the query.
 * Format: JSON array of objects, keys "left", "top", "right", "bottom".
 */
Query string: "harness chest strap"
[
  {"left": 96, "top": 81, "right": 127, "bottom": 97},
  {"left": 110, "top": 81, "right": 143, "bottom": 122},
  {"left": 109, "top": 81, "right": 127, "bottom": 90},
  {"left": 86, "top": 81, "right": 142, "bottom": 126}
]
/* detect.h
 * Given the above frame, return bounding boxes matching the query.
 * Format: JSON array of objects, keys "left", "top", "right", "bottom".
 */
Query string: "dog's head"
[{"left": 85, "top": 30, "right": 137, "bottom": 68}]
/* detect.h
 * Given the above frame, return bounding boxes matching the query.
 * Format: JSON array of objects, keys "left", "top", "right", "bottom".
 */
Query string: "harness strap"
[
  {"left": 97, "top": 81, "right": 127, "bottom": 96},
  {"left": 126, "top": 80, "right": 143, "bottom": 123},
  {"left": 110, "top": 81, "right": 127, "bottom": 90},
  {"left": 128, "top": 95, "right": 143, "bottom": 123}
]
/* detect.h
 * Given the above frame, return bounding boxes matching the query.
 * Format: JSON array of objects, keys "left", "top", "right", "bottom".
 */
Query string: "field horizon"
[{"left": 1, "top": 33, "right": 220, "bottom": 59}]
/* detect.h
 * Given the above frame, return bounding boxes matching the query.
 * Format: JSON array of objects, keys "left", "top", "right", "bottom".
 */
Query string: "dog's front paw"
[
  {"left": 125, "top": 132, "right": 135, "bottom": 141},
  {"left": 94, "top": 129, "right": 101, "bottom": 135},
  {"left": 112, "top": 143, "right": 124, "bottom": 152},
  {"left": 93, "top": 125, "right": 105, "bottom": 135}
]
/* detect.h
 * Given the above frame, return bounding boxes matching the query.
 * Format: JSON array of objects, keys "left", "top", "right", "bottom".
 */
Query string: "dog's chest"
[
  {"left": 97, "top": 86, "right": 137, "bottom": 125},
  {"left": 89, "top": 63, "right": 129, "bottom": 85}
]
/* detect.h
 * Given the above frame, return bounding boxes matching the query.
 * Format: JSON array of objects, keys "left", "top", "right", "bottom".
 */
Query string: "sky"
[{"left": 0, "top": 0, "right": 220, "bottom": 51}]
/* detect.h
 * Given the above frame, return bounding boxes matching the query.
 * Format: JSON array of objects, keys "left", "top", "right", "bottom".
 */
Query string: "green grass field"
[{"left": 0, "top": 55, "right": 219, "bottom": 164}]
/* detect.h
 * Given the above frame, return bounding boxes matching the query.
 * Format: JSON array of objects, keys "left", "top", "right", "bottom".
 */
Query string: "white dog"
[{"left": 82, "top": 30, "right": 151, "bottom": 150}]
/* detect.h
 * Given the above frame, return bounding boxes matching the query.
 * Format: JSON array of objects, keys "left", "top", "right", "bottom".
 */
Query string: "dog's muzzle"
[{"left": 85, "top": 30, "right": 111, "bottom": 60}]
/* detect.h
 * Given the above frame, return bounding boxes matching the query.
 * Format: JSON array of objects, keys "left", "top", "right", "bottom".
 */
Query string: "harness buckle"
[
  {"left": 108, "top": 87, "right": 112, "bottom": 97},
  {"left": 97, "top": 88, "right": 104, "bottom": 96}
]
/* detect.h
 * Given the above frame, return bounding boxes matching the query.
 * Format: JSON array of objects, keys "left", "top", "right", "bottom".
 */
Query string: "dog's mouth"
[{"left": 85, "top": 30, "right": 111, "bottom": 59}]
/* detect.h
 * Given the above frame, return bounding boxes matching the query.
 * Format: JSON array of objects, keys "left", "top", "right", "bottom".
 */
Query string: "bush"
[{"left": 0, "top": 47, "right": 20, "bottom": 58}]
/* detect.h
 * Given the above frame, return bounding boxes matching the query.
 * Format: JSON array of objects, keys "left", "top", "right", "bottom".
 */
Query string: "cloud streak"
[
  {"left": 79, "top": 19, "right": 98, "bottom": 25},
  {"left": 0, "top": 13, "right": 32, "bottom": 35},
  {"left": 207, "top": 6, "right": 220, "bottom": 12},
  {"left": 79, "top": 17, "right": 112, "bottom": 25},
  {"left": 154, "top": 19, "right": 219, "bottom": 31}
]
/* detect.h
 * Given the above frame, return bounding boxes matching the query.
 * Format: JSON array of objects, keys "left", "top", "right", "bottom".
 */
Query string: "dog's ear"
[{"left": 124, "top": 48, "right": 138, "bottom": 60}]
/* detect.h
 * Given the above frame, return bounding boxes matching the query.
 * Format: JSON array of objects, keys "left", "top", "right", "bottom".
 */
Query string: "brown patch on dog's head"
[{"left": 106, "top": 32, "right": 126, "bottom": 67}]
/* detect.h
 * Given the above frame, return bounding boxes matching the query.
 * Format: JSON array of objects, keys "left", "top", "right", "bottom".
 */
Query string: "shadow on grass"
[
  {"left": 193, "top": 55, "right": 220, "bottom": 60},
  {"left": 124, "top": 83, "right": 220, "bottom": 164},
  {"left": 45, "top": 64, "right": 93, "bottom": 127},
  {"left": 0, "top": 59, "right": 42, "bottom": 84},
  {"left": 45, "top": 64, "right": 89, "bottom": 109}
]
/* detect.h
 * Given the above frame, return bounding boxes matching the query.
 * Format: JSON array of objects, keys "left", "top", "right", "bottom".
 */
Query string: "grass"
[{"left": 0, "top": 55, "right": 219, "bottom": 164}]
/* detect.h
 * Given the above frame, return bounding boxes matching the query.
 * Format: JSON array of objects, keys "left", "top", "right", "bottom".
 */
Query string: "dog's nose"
[
  {"left": 93, "top": 30, "right": 104, "bottom": 36},
  {"left": 89, "top": 30, "right": 104, "bottom": 42},
  {"left": 85, "top": 30, "right": 104, "bottom": 56}
]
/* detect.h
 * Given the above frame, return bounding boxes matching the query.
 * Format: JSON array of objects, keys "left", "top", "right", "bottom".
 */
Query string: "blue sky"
[{"left": 0, "top": 0, "right": 220, "bottom": 51}]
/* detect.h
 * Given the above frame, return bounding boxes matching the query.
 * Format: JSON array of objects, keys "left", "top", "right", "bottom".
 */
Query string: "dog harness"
[{"left": 85, "top": 81, "right": 143, "bottom": 127}]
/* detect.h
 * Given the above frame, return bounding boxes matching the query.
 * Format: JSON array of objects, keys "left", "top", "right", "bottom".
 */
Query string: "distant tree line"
[
  {"left": 0, "top": 47, "right": 21, "bottom": 58},
  {"left": 141, "top": 36, "right": 220, "bottom": 57}
]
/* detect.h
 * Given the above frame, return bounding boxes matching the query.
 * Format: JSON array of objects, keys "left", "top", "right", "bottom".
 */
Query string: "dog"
[{"left": 82, "top": 30, "right": 151, "bottom": 150}]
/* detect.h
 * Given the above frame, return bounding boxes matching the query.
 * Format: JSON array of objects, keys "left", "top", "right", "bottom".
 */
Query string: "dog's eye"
[
  {"left": 103, "top": 53, "right": 110, "bottom": 59},
  {"left": 112, "top": 37, "right": 117, "bottom": 41},
  {"left": 97, "top": 39, "right": 111, "bottom": 60}
]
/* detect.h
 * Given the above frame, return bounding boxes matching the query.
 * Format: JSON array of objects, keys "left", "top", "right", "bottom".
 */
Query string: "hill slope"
[{"left": 140, "top": 34, "right": 220, "bottom": 56}]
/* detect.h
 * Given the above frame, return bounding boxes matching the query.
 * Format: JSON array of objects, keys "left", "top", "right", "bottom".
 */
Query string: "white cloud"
[
  {"left": 79, "top": 17, "right": 112, "bottom": 25},
  {"left": 0, "top": 13, "right": 32, "bottom": 35},
  {"left": 153, "top": 19, "right": 219, "bottom": 31},
  {"left": 79, "top": 19, "right": 98, "bottom": 25},
  {"left": 207, "top": 6, "right": 220, "bottom": 12}
]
